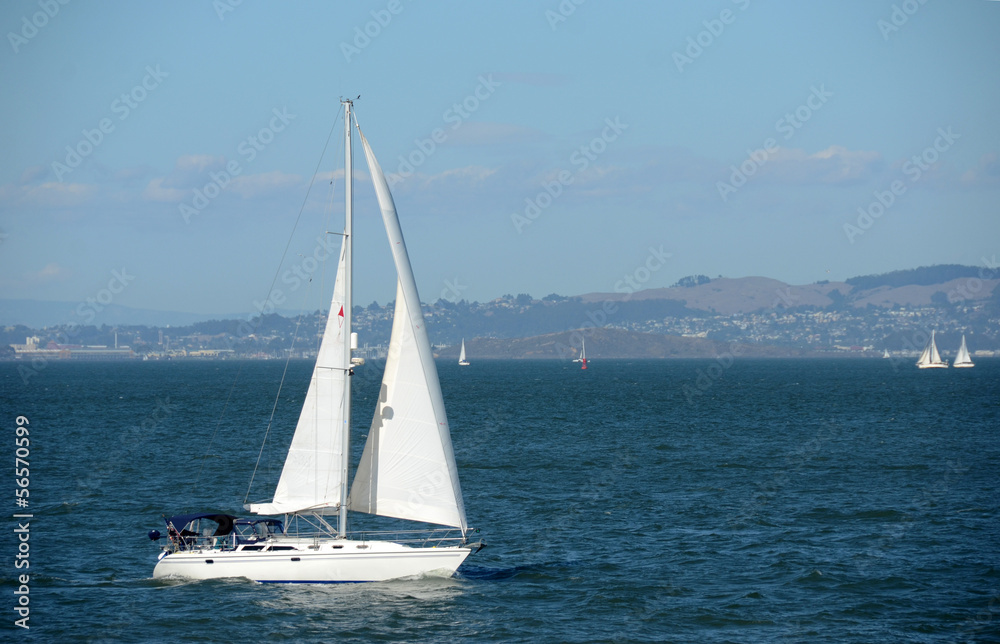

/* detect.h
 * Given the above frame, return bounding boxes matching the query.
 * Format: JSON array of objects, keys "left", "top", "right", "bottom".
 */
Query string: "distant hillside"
[
  {"left": 436, "top": 327, "right": 815, "bottom": 360},
  {"left": 7, "top": 265, "right": 994, "bottom": 329},
  {"left": 6, "top": 264, "right": 997, "bottom": 358},
  {"left": 580, "top": 266, "right": 998, "bottom": 314},
  {"left": 424, "top": 296, "right": 699, "bottom": 340},
  {"left": 848, "top": 277, "right": 998, "bottom": 308},
  {"left": 581, "top": 277, "right": 848, "bottom": 315},
  {"left": 845, "top": 265, "right": 983, "bottom": 291}
]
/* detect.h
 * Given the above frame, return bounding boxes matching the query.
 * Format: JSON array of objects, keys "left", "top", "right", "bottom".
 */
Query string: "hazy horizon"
[{"left": 2, "top": 1, "right": 998, "bottom": 321}]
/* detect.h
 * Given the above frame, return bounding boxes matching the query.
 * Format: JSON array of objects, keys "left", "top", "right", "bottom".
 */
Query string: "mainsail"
[
  {"left": 248, "top": 239, "right": 349, "bottom": 515},
  {"left": 954, "top": 335, "right": 974, "bottom": 368},
  {"left": 348, "top": 126, "right": 467, "bottom": 532}
]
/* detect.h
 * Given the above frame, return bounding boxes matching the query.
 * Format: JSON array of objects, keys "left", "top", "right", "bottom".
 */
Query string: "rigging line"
[
  {"left": 244, "top": 311, "right": 302, "bottom": 508},
  {"left": 244, "top": 104, "right": 346, "bottom": 507},
  {"left": 245, "top": 233, "right": 327, "bottom": 508}
]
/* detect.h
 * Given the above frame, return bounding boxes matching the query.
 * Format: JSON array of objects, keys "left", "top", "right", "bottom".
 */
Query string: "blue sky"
[{"left": 1, "top": 0, "right": 998, "bottom": 320}]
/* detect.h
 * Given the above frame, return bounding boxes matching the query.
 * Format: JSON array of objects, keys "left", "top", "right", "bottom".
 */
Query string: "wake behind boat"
[{"left": 150, "top": 100, "right": 483, "bottom": 583}]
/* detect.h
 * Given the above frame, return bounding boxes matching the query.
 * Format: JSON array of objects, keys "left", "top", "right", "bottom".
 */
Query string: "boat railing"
[
  {"left": 164, "top": 531, "right": 259, "bottom": 552},
  {"left": 274, "top": 527, "right": 469, "bottom": 548},
  {"left": 161, "top": 527, "right": 472, "bottom": 552},
  {"left": 345, "top": 528, "right": 469, "bottom": 548}
]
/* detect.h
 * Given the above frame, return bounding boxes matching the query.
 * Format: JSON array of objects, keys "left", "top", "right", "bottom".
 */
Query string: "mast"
[{"left": 339, "top": 98, "right": 354, "bottom": 537}]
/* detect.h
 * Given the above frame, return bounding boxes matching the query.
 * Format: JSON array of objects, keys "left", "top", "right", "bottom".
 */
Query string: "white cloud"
[
  {"left": 142, "top": 177, "right": 187, "bottom": 202},
  {"left": 21, "top": 181, "right": 98, "bottom": 207},
  {"left": 762, "top": 145, "right": 883, "bottom": 184},
  {"left": 140, "top": 156, "right": 305, "bottom": 203},
  {"left": 229, "top": 171, "right": 302, "bottom": 198}
]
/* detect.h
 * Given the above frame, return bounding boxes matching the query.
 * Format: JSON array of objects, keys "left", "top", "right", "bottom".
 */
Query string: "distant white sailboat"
[
  {"left": 151, "top": 99, "right": 482, "bottom": 583},
  {"left": 916, "top": 330, "right": 948, "bottom": 369},
  {"left": 458, "top": 339, "right": 470, "bottom": 366},
  {"left": 953, "top": 335, "right": 974, "bottom": 368},
  {"left": 882, "top": 349, "right": 890, "bottom": 359}
]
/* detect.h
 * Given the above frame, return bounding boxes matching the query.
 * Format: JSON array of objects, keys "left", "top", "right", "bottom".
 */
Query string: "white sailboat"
[
  {"left": 916, "top": 330, "right": 948, "bottom": 369},
  {"left": 953, "top": 335, "right": 974, "bottom": 368},
  {"left": 151, "top": 99, "right": 482, "bottom": 583},
  {"left": 458, "top": 339, "right": 470, "bottom": 366},
  {"left": 882, "top": 349, "right": 890, "bottom": 359}
]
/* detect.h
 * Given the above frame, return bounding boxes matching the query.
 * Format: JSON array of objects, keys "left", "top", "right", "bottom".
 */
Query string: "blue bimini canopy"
[{"left": 164, "top": 513, "right": 237, "bottom": 536}]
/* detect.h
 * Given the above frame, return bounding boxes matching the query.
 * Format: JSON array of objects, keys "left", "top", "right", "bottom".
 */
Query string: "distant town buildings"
[
  {"left": 4, "top": 293, "right": 997, "bottom": 360},
  {"left": 11, "top": 335, "right": 136, "bottom": 360}
]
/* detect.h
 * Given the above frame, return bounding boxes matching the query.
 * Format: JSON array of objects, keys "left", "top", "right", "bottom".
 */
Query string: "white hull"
[
  {"left": 153, "top": 539, "right": 472, "bottom": 583},
  {"left": 916, "top": 363, "right": 948, "bottom": 369}
]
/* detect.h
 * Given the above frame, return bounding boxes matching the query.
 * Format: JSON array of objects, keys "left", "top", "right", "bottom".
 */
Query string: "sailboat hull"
[{"left": 153, "top": 540, "right": 472, "bottom": 583}]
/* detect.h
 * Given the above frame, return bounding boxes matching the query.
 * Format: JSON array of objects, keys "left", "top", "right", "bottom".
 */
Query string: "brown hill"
[
  {"left": 580, "top": 276, "right": 998, "bottom": 314},
  {"left": 850, "top": 278, "right": 999, "bottom": 308}
]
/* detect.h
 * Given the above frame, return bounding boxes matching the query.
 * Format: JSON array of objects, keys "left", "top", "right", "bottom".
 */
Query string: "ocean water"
[{"left": 1, "top": 357, "right": 998, "bottom": 642}]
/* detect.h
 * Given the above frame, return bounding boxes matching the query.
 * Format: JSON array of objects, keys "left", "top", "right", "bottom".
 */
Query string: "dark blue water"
[{"left": 1, "top": 358, "right": 998, "bottom": 642}]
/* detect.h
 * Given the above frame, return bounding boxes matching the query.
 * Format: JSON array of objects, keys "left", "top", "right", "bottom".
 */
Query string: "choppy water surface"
[{"left": 2, "top": 358, "right": 998, "bottom": 642}]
